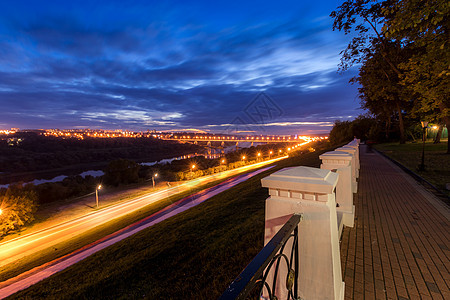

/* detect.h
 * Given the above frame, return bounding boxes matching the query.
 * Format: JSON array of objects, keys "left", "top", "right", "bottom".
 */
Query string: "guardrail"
[{"left": 220, "top": 214, "right": 302, "bottom": 300}]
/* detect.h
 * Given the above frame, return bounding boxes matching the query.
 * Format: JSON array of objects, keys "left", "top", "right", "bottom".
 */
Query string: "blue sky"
[{"left": 0, "top": 0, "right": 361, "bottom": 135}]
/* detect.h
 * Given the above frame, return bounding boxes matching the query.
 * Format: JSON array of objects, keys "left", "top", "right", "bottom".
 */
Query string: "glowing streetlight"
[
  {"left": 269, "top": 150, "right": 273, "bottom": 159},
  {"left": 152, "top": 173, "right": 158, "bottom": 189},
  {"left": 0, "top": 208, "right": 3, "bottom": 215},
  {"left": 95, "top": 185, "right": 102, "bottom": 208},
  {"left": 221, "top": 159, "right": 226, "bottom": 164},
  {"left": 257, "top": 152, "right": 261, "bottom": 157}
]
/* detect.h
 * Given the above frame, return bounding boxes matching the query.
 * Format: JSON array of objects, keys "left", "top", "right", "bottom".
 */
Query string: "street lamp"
[
  {"left": 418, "top": 121, "right": 428, "bottom": 171},
  {"left": 95, "top": 185, "right": 102, "bottom": 208},
  {"left": 152, "top": 173, "right": 158, "bottom": 189},
  {"left": 0, "top": 208, "right": 3, "bottom": 215}
]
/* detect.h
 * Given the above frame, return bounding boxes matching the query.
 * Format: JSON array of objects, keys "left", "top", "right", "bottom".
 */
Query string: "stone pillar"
[
  {"left": 335, "top": 146, "right": 359, "bottom": 189},
  {"left": 320, "top": 151, "right": 355, "bottom": 228},
  {"left": 346, "top": 141, "right": 360, "bottom": 170},
  {"left": 261, "top": 166, "right": 344, "bottom": 300}
]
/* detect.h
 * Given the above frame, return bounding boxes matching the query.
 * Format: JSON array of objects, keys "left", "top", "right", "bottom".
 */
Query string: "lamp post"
[
  {"left": 257, "top": 152, "right": 261, "bottom": 161},
  {"left": 418, "top": 121, "right": 428, "bottom": 171},
  {"left": 0, "top": 208, "right": 3, "bottom": 215},
  {"left": 152, "top": 173, "right": 158, "bottom": 189},
  {"left": 95, "top": 185, "right": 102, "bottom": 208},
  {"left": 191, "top": 164, "right": 196, "bottom": 177},
  {"left": 269, "top": 150, "right": 273, "bottom": 159}
]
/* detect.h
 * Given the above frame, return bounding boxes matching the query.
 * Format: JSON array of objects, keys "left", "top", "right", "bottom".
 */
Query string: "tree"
[
  {"left": 351, "top": 39, "right": 414, "bottom": 142},
  {"left": 331, "top": 0, "right": 410, "bottom": 143},
  {"left": 383, "top": 0, "right": 449, "bottom": 152},
  {"left": 0, "top": 186, "right": 38, "bottom": 236},
  {"left": 329, "top": 120, "right": 354, "bottom": 145},
  {"left": 330, "top": 0, "right": 401, "bottom": 74},
  {"left": 103, "top": 159, "right": 140, "bottom": 186}
]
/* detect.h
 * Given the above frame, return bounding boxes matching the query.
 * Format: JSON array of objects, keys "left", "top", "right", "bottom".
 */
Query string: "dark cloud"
[{"left": 0, "top": 0, "right": 359, "bottom": 134}]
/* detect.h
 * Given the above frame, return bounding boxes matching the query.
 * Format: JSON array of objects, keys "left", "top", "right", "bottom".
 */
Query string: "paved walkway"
[{"left": 340, "top": 145, "right": 450, "bottom": 300}]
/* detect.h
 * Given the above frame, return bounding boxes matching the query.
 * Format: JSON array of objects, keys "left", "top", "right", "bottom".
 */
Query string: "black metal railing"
[{"left": 220, "top": 213, "right": 302, "bottom": 300}]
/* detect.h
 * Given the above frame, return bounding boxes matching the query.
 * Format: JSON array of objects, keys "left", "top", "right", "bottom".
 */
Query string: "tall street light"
[
  {"left": 95, "top": 185, "right": 102, "bottom": 208},
  {"left": 191, "top": 164, "right": 196, "bottom": 177},
  {"left": 418, "top": 121, "right": 428, "bottom": 171},
  {"left": 152, "top": 173, "right": 158, "bottom": 189}
]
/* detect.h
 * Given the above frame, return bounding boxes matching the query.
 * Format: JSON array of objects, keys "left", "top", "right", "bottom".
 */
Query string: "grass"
[
  {"left": 7, "top": 146, "right": 329, "bottom": 299},
  {"left": 0, "top": 173, "right": 249, "bottom": 283},
  {"left": 374, "top": 140, "right": 450, "bottom": 196}
]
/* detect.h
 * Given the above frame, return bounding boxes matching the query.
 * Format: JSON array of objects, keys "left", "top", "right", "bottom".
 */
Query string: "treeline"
[
  {"left": 0, "top": 132, "right": 203, "bottom": 183},
  {"left": 331, "top": 0, "right": 449, "bottom": 152},
  {"left": 328, "top": 114, "right": 447, "bottom": 146}
]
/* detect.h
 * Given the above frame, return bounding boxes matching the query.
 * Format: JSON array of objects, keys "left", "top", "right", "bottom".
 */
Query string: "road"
[
  {"left": 0, "top": 157, "right": 286, "bottom": 268},
  {"left": 0, "top": 164, "right": 276, "bottom": 298}
]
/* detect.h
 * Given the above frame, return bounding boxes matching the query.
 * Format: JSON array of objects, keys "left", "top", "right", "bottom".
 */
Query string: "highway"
[
  {"left": 0, "top": 163, "right": 278, "bottom": 298},
  {"left": 0, "top": 156, "right": 287, "bottom": 272}
]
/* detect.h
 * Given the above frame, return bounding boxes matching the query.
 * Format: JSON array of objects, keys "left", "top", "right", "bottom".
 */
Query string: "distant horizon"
[{"left": 3, "top": 127, "right": 330, "bottom": 136}]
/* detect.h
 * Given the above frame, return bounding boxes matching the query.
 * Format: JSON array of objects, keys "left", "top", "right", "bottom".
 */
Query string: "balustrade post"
[
  {"left": 335, "top": 146, "right": 358, "bottom": 193},
  {"left": 261, "top": 166, "right": 344, "bottom": 300},
  {"left": 320, "top": 151, "right": 355, "bottom": 228}
]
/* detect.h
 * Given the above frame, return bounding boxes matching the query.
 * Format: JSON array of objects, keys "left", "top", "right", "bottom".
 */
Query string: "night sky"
[{"left": 0, "top": 0, "right": 361, "bottom": 135}]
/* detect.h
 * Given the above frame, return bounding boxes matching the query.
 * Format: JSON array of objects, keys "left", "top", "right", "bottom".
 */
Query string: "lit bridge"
[{"left": 159, "top": 134, "right": 316, "bottom": 144}]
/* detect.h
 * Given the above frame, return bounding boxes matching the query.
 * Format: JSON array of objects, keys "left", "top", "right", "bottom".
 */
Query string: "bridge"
[{"left": 158, "top": 134, "right": 322, "bottom": 144}]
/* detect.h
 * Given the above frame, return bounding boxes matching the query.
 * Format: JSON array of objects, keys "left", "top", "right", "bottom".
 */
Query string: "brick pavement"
[{"left": 340, "top": 145, "right": 450, "bottom": 300}]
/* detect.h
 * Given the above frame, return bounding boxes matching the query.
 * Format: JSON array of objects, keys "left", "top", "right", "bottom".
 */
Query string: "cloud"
[{"left": 0, "top": 0, "right": 360, "bottom": 134}]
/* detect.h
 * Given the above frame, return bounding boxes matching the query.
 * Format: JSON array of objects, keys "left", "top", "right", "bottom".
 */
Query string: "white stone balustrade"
[
  {"left": 320, "top": 151, "right": 355, "bottom": 229},
  {"left": 335, "top": 147, "right": 359, "bottom": 193},
  {"left": 346, "top": 140, "right": 360, "bottom": 170},
  {"left": 261, "top": 166, "right": 344, "bottom": 300}
]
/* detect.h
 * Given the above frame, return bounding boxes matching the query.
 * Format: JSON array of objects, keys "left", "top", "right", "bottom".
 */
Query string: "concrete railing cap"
[
  {"left": 336, "top": 146, "right": 356, "bottom": 152},
  {"left": 319, "top": 151, "right": 353, "bottom": 160},
  {"left": 261, "top": 166, "right": 338, "bottom": 194}
]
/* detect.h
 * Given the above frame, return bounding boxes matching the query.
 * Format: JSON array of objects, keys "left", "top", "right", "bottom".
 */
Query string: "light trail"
[
  {"left": 0, "top": 165, "right": 275, "bottom": 299},
  {"left": 0, "top": 155, "right": 288, "bottom": 269}
]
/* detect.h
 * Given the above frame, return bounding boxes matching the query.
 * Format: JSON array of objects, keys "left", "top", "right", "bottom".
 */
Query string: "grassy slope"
[
  {"left": 374, "top": 141, "right": 449, "bottom": 195},
  {"left": 9, "top": 148, "right": 326, "bottom": 299},
  {"left": 0, "top": 177, "right": 241, "bottom": 283}
]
